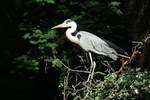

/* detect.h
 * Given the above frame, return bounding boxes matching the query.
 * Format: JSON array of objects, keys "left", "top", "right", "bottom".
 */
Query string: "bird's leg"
[
  {"left": 87, "top": 52, "right": 94, "bottom": 82},
  {"left": 89, "top": 52, "right": 93, "bottom": 67},
  {"left": 90, "top": 61, "right": 96, "bottom": 80}
]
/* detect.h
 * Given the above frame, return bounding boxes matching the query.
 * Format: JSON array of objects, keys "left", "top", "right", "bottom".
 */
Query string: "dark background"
[{"left": 0, "top": 0, "right": 150, "bottom": 100}]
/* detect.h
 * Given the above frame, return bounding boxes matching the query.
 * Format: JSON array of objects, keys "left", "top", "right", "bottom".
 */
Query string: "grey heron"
[{"left": 51, "top": 19, "right": 129, "bottom": 81}]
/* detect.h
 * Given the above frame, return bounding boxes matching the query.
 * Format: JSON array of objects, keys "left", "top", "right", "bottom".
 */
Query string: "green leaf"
[
  {"left": 23, "top": 33, "right": 31, "bottom": 39},
  {"left": 30, "top": 40, "right": 38, "bottom": 44},
  {"left": 34, "top": 0, "right": 55, "bottom": 4},
  {"left": 47, "top": 0, "right": 55, "bottom": 4},
  {"left": 109, "top": 1, "right": 120, "bottom": 7},
  {"left": 52, "top": 58, "right": 62, "bottom": 68},
  {"left": 46, "top": 30, "right": 57, "bottom": 39}
]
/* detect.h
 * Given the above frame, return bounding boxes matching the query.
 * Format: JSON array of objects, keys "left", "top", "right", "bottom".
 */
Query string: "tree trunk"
[{"left": 127, "top": 0, "right": 150, "bottom": 67}]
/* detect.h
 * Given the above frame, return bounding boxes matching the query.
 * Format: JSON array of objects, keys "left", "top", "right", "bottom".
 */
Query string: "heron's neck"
[{"left": 66, "top": 24, "right": 79, "bottom": 44}]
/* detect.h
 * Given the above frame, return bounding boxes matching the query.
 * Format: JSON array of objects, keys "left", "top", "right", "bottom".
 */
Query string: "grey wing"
[
  {"left": 78, "top": 31, "right": 118, "bottom": 60},
  {"left": 103, "top": 39, "right": 125, "bottom": 54}
]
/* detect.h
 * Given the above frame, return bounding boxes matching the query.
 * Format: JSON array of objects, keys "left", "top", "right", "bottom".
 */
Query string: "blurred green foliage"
[
  {"left": 15, "top": 0, "right": 150, "bottom": 99},
  {"left": 15, "top": 27, "right": 59, "bottom": 72},
  {"left": 15, "top": 0, "right": 124, "bottom": 73},
  {"left": 77, "top": 69, "right": 150, "bottom": 100},
  {"left": 79, "top": 69, "right": 150, "bottom": 100}
]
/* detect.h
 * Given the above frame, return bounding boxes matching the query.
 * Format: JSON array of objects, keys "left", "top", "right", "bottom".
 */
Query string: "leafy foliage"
[
  {"left": 14, "top": 0, "right": 150, "bottom": 99},
  {"left": 34, "top": 0, "right": 55, "bottom": 4},
  {"left": 80, "top": 69, "right": 150, "bottom": 100},
  {"left": 15, "top": 25, "right": 61, "bottom": 73}
]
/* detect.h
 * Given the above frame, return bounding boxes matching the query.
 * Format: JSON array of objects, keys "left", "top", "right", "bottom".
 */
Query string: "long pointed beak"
[{"left": 51, "top": 23, "right": 66, "bottom": 29}]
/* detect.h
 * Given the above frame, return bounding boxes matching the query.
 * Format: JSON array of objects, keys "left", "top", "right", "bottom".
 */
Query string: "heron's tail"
[{"left": 108, "top": 53, "right": 118, "bottom": 61}]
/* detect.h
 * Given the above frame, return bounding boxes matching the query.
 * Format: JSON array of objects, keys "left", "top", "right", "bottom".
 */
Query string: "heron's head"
[{"left": 51, "top": 19, "right": 77, "bottom": 29}]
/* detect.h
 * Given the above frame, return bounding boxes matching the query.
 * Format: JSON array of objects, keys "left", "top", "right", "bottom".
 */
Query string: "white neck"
[{"left": 66, "top": 22, "right": 79, "bottom": 44}]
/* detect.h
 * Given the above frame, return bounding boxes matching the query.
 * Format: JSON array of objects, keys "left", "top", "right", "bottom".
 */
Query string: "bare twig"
[
  {"left": 78, "top": 55, "right": 89, "bottom": 71},
  {"left": 61, "top": 62, "right": 90, "bottom": 74},
  {"left": 128, "top": 40, "right": 145, "bottom": 64},
  {"left": 63, "top": 70, "right": 70, "bottom": 100},
  {"left": 117, "top": 54, "right": 130, "bottom": 59},
  {"left": 132, "top": 41, "right": 143, "bottom": 45},
  {"left": 75, "top": 73, "right": 78, "bottom": 85},
  {"left": 95, "top": 71, "right": 106, "bottom": 75},
  {"left": 75, "top": 87, "right": 87, "bottom": 94},
  {"left": 101, "top": 61, "right": 115, "bottom": 73},
  {"left": 76, "top": 73, "right": 86, "bottom": 81},
  {"left": 74, "top": 81, "right": 82, "bottom": 88},
  {"left": 144, "top": 36, "right": 150, "bottom": 42},
  {"left": 83, "top": 87, "right": 90, "bottom": 99},
  {"left": 44, "top": 61, "right": 48, "bottom": 73},
  {"left": 144, "top": 33, "right": 150, "bottom": 42}
]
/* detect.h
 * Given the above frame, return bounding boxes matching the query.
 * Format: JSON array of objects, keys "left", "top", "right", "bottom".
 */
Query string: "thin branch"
[
  {"left": 144, "top": 35, "right": 150, "bottom": 42},
  {"left": 75, "top": 73, "right": 78, "bottom": 85},
  {"left": 78, "top": 55, "right": 89, "bottom": 71},
  {"left": 101, "top": 61, "right": 115, "bottom": 73},
  {"left": 76, "top": 73, "right": 86, "bottom": 81},
  {"left": 132, "top": 41, "right": 143, "bottom": 45},
  {"left": 61, "top": 62, "right": 90, "bottom": 74},
  {"left": 117, "top": 54, "right": 130, "bottom": 59},
  {"left": 74, "top": 81, "right": 82, "bottom": 88},
  {"left": 95, "top": 71, "right": 106, "bottom": 75},
  {"left": 63, "top": 70, "right": 70, "bottom": 100}
]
